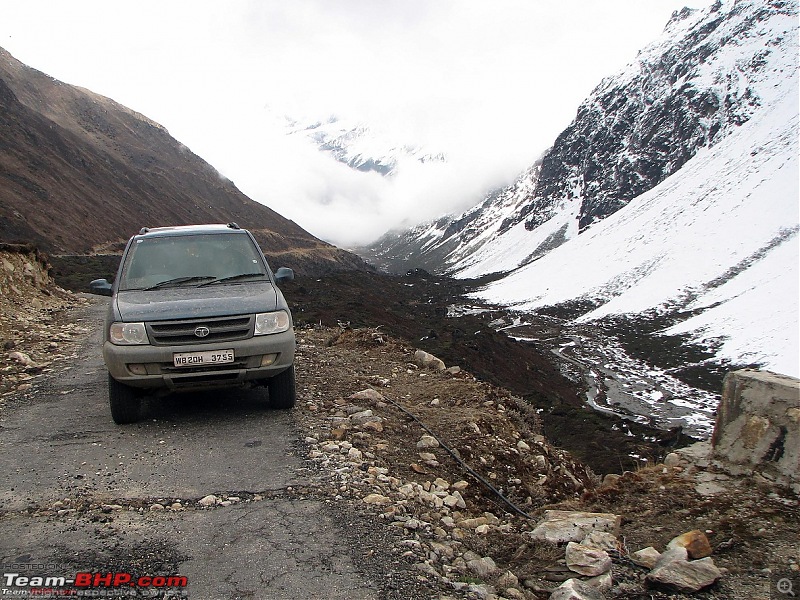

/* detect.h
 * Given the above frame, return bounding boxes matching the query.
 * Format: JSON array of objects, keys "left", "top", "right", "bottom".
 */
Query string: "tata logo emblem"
[{"left": 194, "top": 326, "right": 211, "bottom": 338}]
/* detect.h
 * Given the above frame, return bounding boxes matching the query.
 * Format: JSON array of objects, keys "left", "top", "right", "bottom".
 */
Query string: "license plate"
[{"left": 173, "top": 349, "right": 234, "bottom": 367}]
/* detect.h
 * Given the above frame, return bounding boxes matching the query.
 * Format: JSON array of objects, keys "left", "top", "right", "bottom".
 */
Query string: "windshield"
[{"left": 118, "top": 233, "right": 268, "bottom": 291}]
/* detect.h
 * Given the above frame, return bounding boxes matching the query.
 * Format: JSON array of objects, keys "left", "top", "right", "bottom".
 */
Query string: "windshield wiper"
[
  {"left": 144, "top": 276, "right": 216, "bottom": 290},
  {"left": 197, "top": 273, "right": 266, "bottom": 287}
]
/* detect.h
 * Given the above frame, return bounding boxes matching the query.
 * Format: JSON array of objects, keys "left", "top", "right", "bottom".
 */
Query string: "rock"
[
  {"left": 496, "top": 570, "right": 518, "bottom": 588},
  {"left": 516, "top": 440, "right": 530, "bottom": 451},
  {"left": 347, "top": 447, "right": 363, "bottom": 461},
  {"left": 8, "top": 351, "right": 36, "bottom": 367},
  {"left": 549, "top": 578, "right": 605, "bottom": 600},
  {"left": 458, "top": 517, "right": 489, "bottom": 529},
  {"left": 198, "top": 494, "right": 218, "bottom": 506},
  {"left": 667, "top": 529, "right": 713, "bottom": 559},
  {"left": 663, "top": 452, "right": 683, "bottom": 467},
  {"left": 466, "top": 556, "right": 497, "bottom": 578},
  {"left": 363, "top": 493, "right": 391, "bottom": 505},
  {"left": 585, "top": 571, "right": 613, "bottom": 592},
  {"left": 414, "top": 349, "right": 446, "bottom": 371},
  {"left": 448, "top": 490, "right": 467, "bottom": 509},
  {"left": 529, "top": 510, "right": 622, "bottom": 544},
  {"left": 600, "top": 473, "right": 620, "bottom": 488},
  {"left": 646, "top": 554, "right": 723, "bottom": 593},
  {"left": 350, "top": 389, "right": 384, "bottom": 402},
  {"left": 630, "top": 547, "right": 661, "bottom": 569},
  {"left": 149, "top": 503, "right": 165, "bottom": 511},
  {"left": 349, "top": 409, "right": 374, "bottom": 422},
  {"left": 565, "top": 542, "right": 612, "bottom": 576},
  {"left": 362, "top": 420, "right": 384, "bottom": 432},
  {"left": 580, "top": 531, "right": 619, "bottom": 553},
  {"left": 416, "top": 435, "right": 440, "bottom": 449}
]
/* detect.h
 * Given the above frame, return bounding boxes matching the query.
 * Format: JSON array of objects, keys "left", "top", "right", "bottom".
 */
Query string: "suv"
[{"left": 90, "top": 223, "right": 296, "bottom": 424}]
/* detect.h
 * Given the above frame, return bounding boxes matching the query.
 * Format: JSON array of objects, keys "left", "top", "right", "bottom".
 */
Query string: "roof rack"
[
  {"left": 139, "top": 227, "right": 150, "bottom": 235},
  {"left": 227, "top": 222, "right": 240, "bottom": 230}
]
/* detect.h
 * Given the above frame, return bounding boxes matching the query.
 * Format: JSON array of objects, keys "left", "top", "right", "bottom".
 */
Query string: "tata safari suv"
[{"left": 89, "top": 223, "right": 296, "bottom": 424}]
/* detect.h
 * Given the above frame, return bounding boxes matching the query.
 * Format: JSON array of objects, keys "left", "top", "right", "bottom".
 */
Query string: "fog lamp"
[
  {"left": 260, "top": 354, "right": 278, "bottom": 367},
  {"left": 127, "top": 364, "right": 148, "bottom": 375}
]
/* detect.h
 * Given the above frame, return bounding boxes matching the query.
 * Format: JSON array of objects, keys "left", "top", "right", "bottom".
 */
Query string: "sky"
[{"left": 0, "top": 0, "right": 716, "bottom": 248}]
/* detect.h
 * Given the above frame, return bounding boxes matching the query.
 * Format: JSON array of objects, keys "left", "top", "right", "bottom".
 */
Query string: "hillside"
[
  {"left": 0, "top": 47, "right": 368, "bottom": 275},
  {"left": 360, "top": 0, "right": 799, "bottom": 376}
]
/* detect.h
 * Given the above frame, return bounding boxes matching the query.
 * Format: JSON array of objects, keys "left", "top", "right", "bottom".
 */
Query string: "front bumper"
[{"left": 103, "top": 329, "right": 296, "bottom": 391}]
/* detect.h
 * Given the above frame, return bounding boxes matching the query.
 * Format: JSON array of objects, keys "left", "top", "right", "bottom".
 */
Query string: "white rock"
[
  {"left": 496, "top": 570, "right": 519, "bottom": 588},
  {"left": 414, "top": 349, "right": 446, "bottom": 371},
  {"left": 549, "top": 578, "right": 605, "bottom": 600},
  {"left": 363, "top": 493, "right": 391, "bottom": 505},
  {"left": 8, "top": 351, "right": 36, "bottom": 367},
  {"left": 631, "top": 547, "right": 662, "bottom": 569},
  {"left": 350, "top": 389, "right": 384, "bottom": 402},
  {"left": 581, "top": 531, "right": 619, "bottom": 553},
  {"left": 529, "top": 510, "right": 621, "bottom": 543},
  {"left": 647, "top": 552, "right": 723, "bottom": 593},
  {"left": 565, "top": 542, "right": 612, "bottom": 576},
  {"left": 198, "top": 494, "right": 218, "bottom": 507},
  {"left": 466, "top": 556, "right": 497, "bottom": 578},
  {"left": 416, "top": 435, "right": 440, "bottom": 449}
]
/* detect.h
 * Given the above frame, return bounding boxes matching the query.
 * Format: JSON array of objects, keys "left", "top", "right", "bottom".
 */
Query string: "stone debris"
[
  {"left": 646, "top": 546, "right": 723, "bottom": 593},
  {"left": 0, "top": 249, "right": 90, "bottom": 399},
  {"left": 416, "top": 434, "right": 440, "bottom": 449},
  {"left": 198, "top": 494, "right": 218, "bottom": 507},
  {"left": 565, "top": 541, "right": 612, "bottom": 576},
  {"left": 414, "top": 349, "right": 446, "bottom": 371},
  {"left": 667, "top": 529, "right": 714, "bottom": 559},
  {"left": 549, "top": 578, "right": 606, "bottom": 600},
  {"left": 529, "top": 510, "right": 622, "bottom": 544},
  {"left": 630, "top": 546, "right": 661, "bottom": 569}
]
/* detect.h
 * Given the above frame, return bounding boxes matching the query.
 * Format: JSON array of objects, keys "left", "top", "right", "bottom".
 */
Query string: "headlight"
[
  {"left": 109, "top": 322, "right": 149, "bottom": 345},
  {"left": 255, "top": 311, "right": 291, "bottom": 335}
]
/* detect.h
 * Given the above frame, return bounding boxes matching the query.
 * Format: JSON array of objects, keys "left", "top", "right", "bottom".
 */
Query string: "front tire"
[
  {"left": 268, "top": 365, "right": 296, "bottom": 409},
  {"left": 108, "top": 374, "right": 142, "bottom": 424}
]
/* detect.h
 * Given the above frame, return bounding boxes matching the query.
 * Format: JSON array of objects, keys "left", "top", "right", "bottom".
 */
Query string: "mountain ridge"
[{"left": 0, "top": 47, "right": 369, "bottom": 275}]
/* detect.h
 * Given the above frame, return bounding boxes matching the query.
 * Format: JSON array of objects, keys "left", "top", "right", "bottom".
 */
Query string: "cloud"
[{"left": 0, "top": 0, "right": 716, "bottom": 247}]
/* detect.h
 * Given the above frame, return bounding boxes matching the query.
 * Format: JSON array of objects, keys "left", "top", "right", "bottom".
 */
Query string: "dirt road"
[{"left": 0, "top": 300, "right": 434, "bottom": 599}]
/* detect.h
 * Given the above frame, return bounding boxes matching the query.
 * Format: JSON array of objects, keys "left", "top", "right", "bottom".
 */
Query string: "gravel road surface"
[{"left": 0, "top": 300, "right": 433, "bottom": 599}]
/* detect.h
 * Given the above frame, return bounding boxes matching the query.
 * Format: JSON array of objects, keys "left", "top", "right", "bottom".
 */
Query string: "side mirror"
[
  {"left": 89, "top": 278, "right": 113, "bottom": 297},
  {"left": 274, "top": 267, "right": 294, "bottom": 284}
]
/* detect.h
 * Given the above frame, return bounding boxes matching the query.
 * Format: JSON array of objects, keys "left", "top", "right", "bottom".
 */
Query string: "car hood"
[{"left": 114, "top": 282, "right": 279, "bottom": 322}]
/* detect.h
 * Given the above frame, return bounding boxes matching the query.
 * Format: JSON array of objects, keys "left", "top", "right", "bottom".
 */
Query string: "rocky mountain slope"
[
  {"left": 361, "top": 0, "right": 799, "bottom": 376},
  {"left": 0, "top": 47, "right": 368, "bottom": 275},
  {"left": 366, "top": 0, "right": 797, "bottom": 274}
]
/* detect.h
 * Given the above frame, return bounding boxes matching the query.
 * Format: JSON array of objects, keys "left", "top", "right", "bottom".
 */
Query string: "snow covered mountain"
[
  {"left": 365, "top": 0, "right": 799, "bottom": 376},
  {"left": 283, "top": 114, "right": 446, "bottom": 176}
]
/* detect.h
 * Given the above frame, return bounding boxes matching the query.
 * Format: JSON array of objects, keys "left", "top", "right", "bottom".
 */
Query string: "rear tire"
[
  {"left": 108, "top": 374, "right": 142, "bottom": 424},
  {"left": 268, "top": 365, "right": 296, "bottom": 409}
]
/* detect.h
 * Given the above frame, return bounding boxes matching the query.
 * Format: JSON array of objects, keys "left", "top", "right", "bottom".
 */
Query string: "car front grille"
[{"left": 146, "top": 315, "right": 254, "bottom": 346}]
